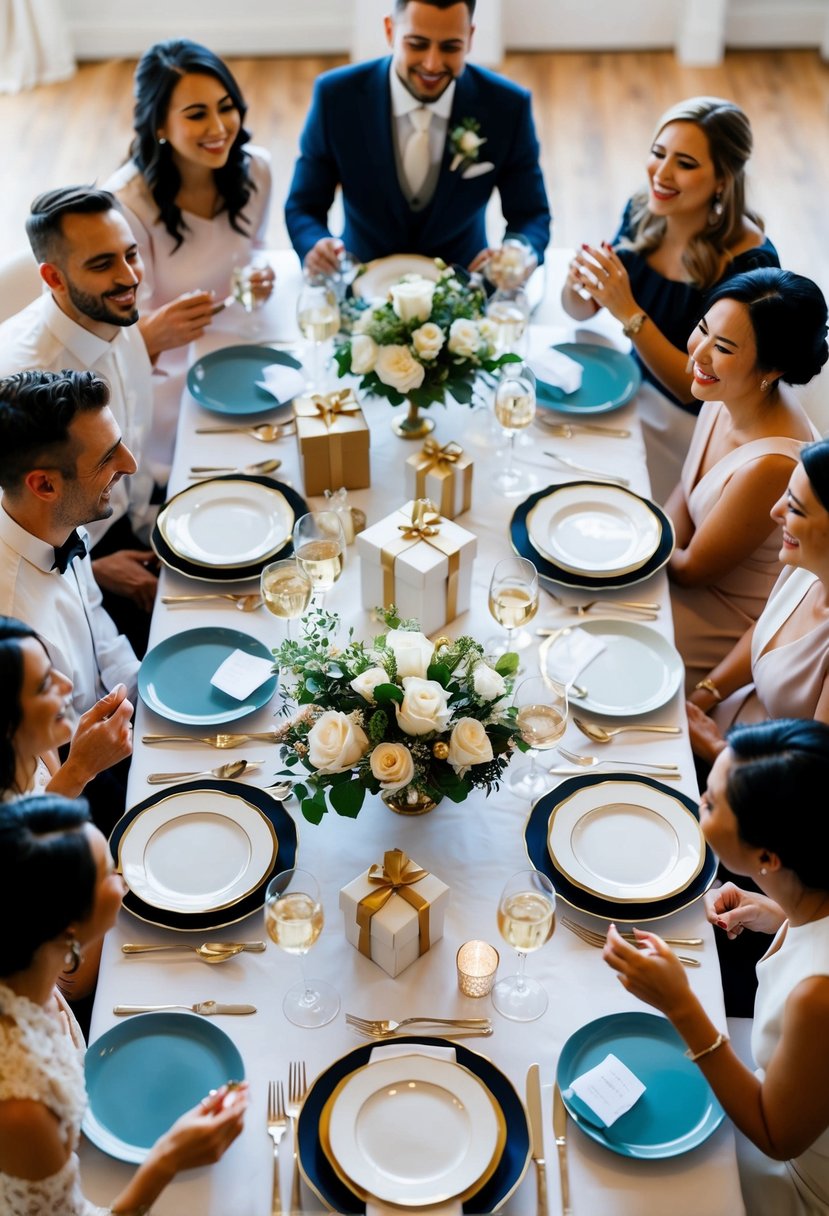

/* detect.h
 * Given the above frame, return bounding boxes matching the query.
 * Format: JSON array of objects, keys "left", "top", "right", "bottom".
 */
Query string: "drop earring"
[
  {"left": 64, "top": 933, "right": 81, "bottom": 974},
  {"left": 760, "top": 378, "right": 769, "bottom": 392},
  {"left": 709, "top": 191, "right": 724, "bottom": 224},
  {"left": 759, "top": 866, "right": 768, "bottom": 877},
  {"left": 157, "top": 136, "right": 167, "bottom": 146}
]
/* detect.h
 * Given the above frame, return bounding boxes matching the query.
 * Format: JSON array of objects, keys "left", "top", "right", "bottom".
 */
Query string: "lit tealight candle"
[{"left": 456, "top": 940, "right": 500, "bottom": 998}]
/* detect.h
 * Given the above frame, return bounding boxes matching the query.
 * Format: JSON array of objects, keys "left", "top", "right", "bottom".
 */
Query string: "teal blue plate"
[
  {"left": 557, "top": 1012, "right": 724, "bottom": 1158},
  {"left": 138, "top": 626, "right": 277, "bottom": 725},
  {"left": 84, "top": 1012, "right": 244, "bottom": 1163},
  {"left": 187, "top": 345, "right": 302, "bottom": 415},
  {"left": 536, "top": 343, "right": 641, "bottom": 415}
]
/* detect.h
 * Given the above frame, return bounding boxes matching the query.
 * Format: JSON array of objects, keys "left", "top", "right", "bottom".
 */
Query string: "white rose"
[
  {"left": 448, "top": 318, "right": 481, "bottom": 359},
  {"left": 472, "top": 662, "right": 507, "bottom": 701},
  {"left": 396, "top": 676, "right": 453, "bottom": 736},
  {"left": 370, "top": 742, "right": 415, "bottom": 792},
  {"left": 307, "top": 710, "right": 369, "bottom": 774},
  {"left": 375, "top": 344, "right": 426, "bottom": 395},
  {"left": 389, "top": 277, "right": 436, "bottom": 324},
  {"left": 478, "top": 317, "right": 498, "bottom": 347},
  {"left": 447, "top": 717, "right": 494, "bottom": 774},
  {"left": 350, "top": 666, "right": 390, "bottom": 703},
  {"left": 459, "top": 130, "right": 484, "bottom": 155},
  {"left": 385, "top": 628, "right": 434, "bottom": 678},
  {"left": 350, "top": 333, "right": 378, "bottom": 374},
  {"left": 353, "top": 308, "right": 378, "bottom": 334},
  {"left": 411, "top": 322, "right": 445, "bottom": 362}
]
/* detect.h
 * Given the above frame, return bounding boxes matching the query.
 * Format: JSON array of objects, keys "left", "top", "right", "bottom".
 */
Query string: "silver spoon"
[
  {"left": 574, "top": 717, "right": 681, "bottom": 744},
  {"left": 196, "top": 423, "right": 290, "bottom": 442},
  {"left": 121, "top": 942, "right": 247, "bottom": 963},
  {"left": 161, "top": 593, "right": 263, "bottom": 613},
  {"left": 188, "top": 458, "right": 282, "bottom": 477},
  {"left": 146, "top": 759, "right": 263, "bottom": 785}
]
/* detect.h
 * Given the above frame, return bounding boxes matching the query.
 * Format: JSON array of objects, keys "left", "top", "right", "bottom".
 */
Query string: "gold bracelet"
[
  {"left": 694, "top": 677, "right": 722, "bottom": 703},
  {"left": 685, "top": 1031, "right": 728, "bottom": 1062}
]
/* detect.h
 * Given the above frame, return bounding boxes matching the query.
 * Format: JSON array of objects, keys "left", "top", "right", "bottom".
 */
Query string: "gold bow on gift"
[
  {"left": 309, "top": 388, "right": 360, "bottom": 428},
  {"left": 356, "top": 848, "right": 432, "bottom": 958},
  {"left": 420, "top": 438, "right": 464, "bottom": 470},
  {"left": 397, "top": 497, "right": 441, "bottom": 540},
  {"left": 381, "top": 499, "right": 461, "bottom": 619}
]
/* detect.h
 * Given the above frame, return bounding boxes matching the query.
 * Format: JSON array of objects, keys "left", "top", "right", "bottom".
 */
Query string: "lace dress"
[{"left": 0, "top": 982, "right": 108, "bottom": 1215}]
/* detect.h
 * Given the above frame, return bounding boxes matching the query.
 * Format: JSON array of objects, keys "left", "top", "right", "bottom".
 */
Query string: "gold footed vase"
[
  {"left": 392, "top": 399, "right": 435, "bottom": 440},
  {"left": 383, "top": 790, "right": 439, "bottom": 816}
]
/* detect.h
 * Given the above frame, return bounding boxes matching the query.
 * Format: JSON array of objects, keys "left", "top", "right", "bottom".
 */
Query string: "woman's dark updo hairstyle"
[
  {"left": 801, "top": 437, "right": 829, "bottom": 515},
  {"left": 0, "top": 617, "right": 43, "bottom": 792},
  {"left": 705, "top": 267, "right": 829, "bottom": 386},
  {"left": 726, "top": 718, "right": 829, "bottom": 891},
  {"left": 130, "top": 39, "right": 254, "bottom": 250},
  {"left": 0, "top": 797, "right": 97, "bottom": 974}
]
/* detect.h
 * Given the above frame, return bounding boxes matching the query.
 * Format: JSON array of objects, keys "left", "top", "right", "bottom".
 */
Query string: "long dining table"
[{"left": 79, "top": 252, "right": 746, "bottom": 1216}]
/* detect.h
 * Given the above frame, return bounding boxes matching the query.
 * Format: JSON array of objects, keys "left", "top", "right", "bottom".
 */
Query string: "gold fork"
[
  {"left": 267, "top": 1080, "right": 288, "bottom": 1216},
  {"left": 345, "top": 1013, "right": 491, "bottom": 1035},
  {"left": 142, "top": 732, "right": 281, "bottom": 747},
  {"left": 563, "top": 917, "right": 701, "bottom": 966},
  {"left": 287, "top": 1061, "right": 308, "bottom": 1213}
]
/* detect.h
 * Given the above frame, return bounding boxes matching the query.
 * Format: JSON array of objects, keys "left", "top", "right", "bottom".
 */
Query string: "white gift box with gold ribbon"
[
  {"left": 339, "top": 849, "right": 450, "bottom": 978},
  {"left": 404, "top": 438, "right": 473, "bottom": 520},
  {"left": 356, "top": 499, "right": 477, "bottom": 635}
]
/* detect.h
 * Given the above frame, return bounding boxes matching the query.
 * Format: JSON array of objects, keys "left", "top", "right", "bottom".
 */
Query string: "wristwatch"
[{"left": 622, "top": 311, "right": 647, "bottom": 338}]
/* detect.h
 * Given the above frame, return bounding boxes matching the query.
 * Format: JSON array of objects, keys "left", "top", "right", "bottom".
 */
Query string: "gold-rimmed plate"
[
  {"left": 527, "top": 483, "right": 661, "bottom": 577},
  {"left": 157, "top": 478, "right": 294, "bottom": 569},
  {"left": 352, "top": 254, "right": 441, "bottom": 300}
]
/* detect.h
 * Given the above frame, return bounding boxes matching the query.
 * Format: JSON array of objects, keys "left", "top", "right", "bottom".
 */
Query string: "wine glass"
[
  {"left": 265, "top": 867, "right": 339, "bottom": 1028},
  {"left": 492, "top": 868, "right": 556, "bottom": 1021},
  {"left": 292, "top": 511, "right": 345, "bottom": 606},
  {"left": 508, "top": 674, "right": 568, "bottom": 799},
  {"left": 493, "top": 366, "right": 537, "bottom": 495},
  {"left": 296, "top": 274, "right": 340, "bottom": 392},
  {"left": 486, "top": 286, "right": 530, "bottom": 358},
  {"left": 328, "top": 250, "right": 359, "bottom": 302},
  {"left": 487, "top": 555, "right": 538, "bottom": 659},
  {"left": 260, "top": 558, "right": 312, "bottom": 638},
  {"left": 231, "top": 253, "right": 272, "bottom": 337},
  {"left": 484, "top": 234, "right": 535, "bottom": 291}
]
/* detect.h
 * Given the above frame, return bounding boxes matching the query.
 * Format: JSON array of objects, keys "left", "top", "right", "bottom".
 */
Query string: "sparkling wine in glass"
[
  {"left": 292, "top": 511, "right": 345, "bottom": 606},
  {"left": 492, "top": 868, "right": 556, "bottom": 1022},
  {"left": 493, "top": 366, "right": 537, "bottom": 494},
  {"left": 487, "top": 555, "right": 539, "bottom": 659},
  {"left": 509, "top": 674, "right": 568, "bottom": 799},
  {"left": 230, "top": 254, "right": 272, "bottom": 336},
  {"left": 260, "top": 559, "right": 312, "bottom": 638},
  {"left": 265, "top": 867, "right": 339, "bottom": 1028},
  {"left": 486, "top": 287, "right": 530, "bottom": 357},
  {"left": 297, "top": 276, "right": 340, "bottom": 392}
]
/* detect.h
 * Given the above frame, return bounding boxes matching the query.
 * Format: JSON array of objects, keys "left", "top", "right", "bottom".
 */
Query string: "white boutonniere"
[{"left": 448, "top": 117, "right": 487, "bottom": 173}]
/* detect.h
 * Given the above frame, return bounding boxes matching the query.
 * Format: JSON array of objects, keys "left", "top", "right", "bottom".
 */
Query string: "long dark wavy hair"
[
  {"left": 129, "top": 39, "right": 255, "bottom": 251},
  {"left": 0, "top": 618, "right": 50, "bottom": 795}
]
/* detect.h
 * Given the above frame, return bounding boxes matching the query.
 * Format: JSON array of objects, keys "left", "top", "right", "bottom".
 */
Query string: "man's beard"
[{"left": 66, "top": 281, "right": 138, "bottom": 328}]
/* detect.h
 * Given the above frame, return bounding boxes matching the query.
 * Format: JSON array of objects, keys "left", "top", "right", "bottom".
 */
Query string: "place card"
[
  {"left": 210, "top": 650, "right": 275, "bottom": 700},
  {"left": 569, "top": 1052, "right": 645, "bottom": 1127}
]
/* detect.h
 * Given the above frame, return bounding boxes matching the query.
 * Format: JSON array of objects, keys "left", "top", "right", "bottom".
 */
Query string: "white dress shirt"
[
  {"left": 389, "top": 68, "right": 455, "bottom": 210},
  {"left": 0, "top": 502, "right": 139, "bottom": 716},
  {"left": 0, "top": 293, "right": 155, "bottom": 543}
]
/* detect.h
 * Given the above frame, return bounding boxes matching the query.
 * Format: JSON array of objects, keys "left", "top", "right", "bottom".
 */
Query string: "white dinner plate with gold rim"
[
  {"left": 527, "top": 483, "right": 661, "bottom": 577},
  {"left": 158, "top": 479, "right": 294, "bottom": 569},
  {"left": 325, "top": 1054, "right": 502, "bottom": 1207},
  {"left": 119, "top": 789, "right": 277, "bottom": 914},
  {"left": 548, "top": 780, "right": 704, "bottom": 902},
  {"left": 352, "top": 254, "right": 442, "bottom": 301}
]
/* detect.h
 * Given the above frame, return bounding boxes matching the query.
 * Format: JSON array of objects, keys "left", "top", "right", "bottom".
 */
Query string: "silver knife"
[
  {"left": 553, "top": 1081, "right": 573, "bottom": 1214},
  {"left": 548, "top": 768, "right": 682, "bottom": 780},
  {"left": 527, "top": 1063, "right": 548, "bottom": 1216},
  {"left": 113, "top": 1001, "right": 256, "bottom": 1016}
]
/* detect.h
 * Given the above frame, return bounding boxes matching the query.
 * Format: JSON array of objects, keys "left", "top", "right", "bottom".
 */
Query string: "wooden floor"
[{"left": 2, "top": 48, "right": 829, "bottom": 291}]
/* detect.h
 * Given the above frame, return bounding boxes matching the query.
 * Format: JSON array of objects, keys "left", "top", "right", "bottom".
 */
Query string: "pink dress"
[{"left": 670, "top": 401, "right": 815, "bottom": 691}]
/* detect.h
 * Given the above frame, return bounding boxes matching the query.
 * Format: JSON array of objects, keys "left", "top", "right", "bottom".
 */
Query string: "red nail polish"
[
  {"left": 581, "top": 243, "right": 589, "bottom": 250},
  {"left": 716, "top": 919, "right": 727, "bottom": 929}
]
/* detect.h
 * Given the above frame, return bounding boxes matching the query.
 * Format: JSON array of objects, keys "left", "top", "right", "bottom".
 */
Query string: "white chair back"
[{"left": 0, "top": 248, "right": 41, "bottom": 324}]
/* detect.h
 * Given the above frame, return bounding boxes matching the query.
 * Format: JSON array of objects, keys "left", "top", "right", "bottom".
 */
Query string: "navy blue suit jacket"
[{"left": 285, "top": 58, "right": 551, "bottom": 268}]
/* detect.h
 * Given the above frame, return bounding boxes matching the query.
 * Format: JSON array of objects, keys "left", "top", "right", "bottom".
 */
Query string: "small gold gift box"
[
  {"left": 293, "top": 389, "right": 370, "bottom": 497},
  {"left": 339, "top": 848, "right": 449, "bottom": 978},
  {"left": 405, "top": 438, "right": 473, "bottom": 519}
]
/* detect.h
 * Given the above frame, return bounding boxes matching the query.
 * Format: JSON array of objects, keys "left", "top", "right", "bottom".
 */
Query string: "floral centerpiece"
[
  {"left": 335, "top": 262, "right": 518, "bottom": 434},
  {"left": 271, "top": 608, "right": 524, "bottom": 823}
]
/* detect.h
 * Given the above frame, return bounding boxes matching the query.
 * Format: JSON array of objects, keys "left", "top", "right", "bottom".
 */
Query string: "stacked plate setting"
[{"left": 534, "top": 342, "right": 641, "bottom": 416}]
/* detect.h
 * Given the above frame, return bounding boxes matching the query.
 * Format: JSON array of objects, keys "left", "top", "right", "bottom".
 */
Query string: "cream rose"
[
  {"left": 307, "top": 710, "right": 369, "bottom": 774},
  {"left": 350, "top": 333, "right": 378, "bottom": 374},
  {"left": 447, "top": 717, "right": 494, "bottom": 774},
  {"left": 447, "top": 318, "right": 481, "bottom": 359},
  {"left": 472, "top": 662, "right": 507, "bottom": 701},
  {"left": 459, "top": 130, "right": 484, "bottom": 155},
  {"left": 385, "top": 628, "right": 434, "bottom": 678},
  {"left": 375, "top": 344, "right": 425, "bottom": 395},
  {"left": 370, "top": 742, "right": 415, "bottom": 792},
  {"left": 411, "top": 322, "right": 445, "bottom": 362},
  {"left": 389, "top": 277, "right": 436, "bottom": 324},
  {"left": 353, "top": 308, "right": 378, "bottom": 334},
  {"left": 396, "top": 676, "right": 452, "bottom": 736},
  {"left": 350, "top": 666, "right": 390, "bottom": 703}
]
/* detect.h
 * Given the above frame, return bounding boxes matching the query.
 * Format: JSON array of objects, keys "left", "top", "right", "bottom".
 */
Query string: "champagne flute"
[
  {"left": 487, "top": 555, "right": 539, "bottom": 659},
  {"left": 292, "top": 511, "right": 345, "bottom": 606},
  {"left": 260, "top": 558, "right": 312, "bottom": 638},
  {"left": 231, "top": 253, "right": 273, "bottom": 337},
  {"left": 296, "top": 274, "right": 340, "bottom": 392},
  {"left": 508, "top": 674, "right": 568, "bottom": 799},
  {"left": 486, "top": 286, "right": 530, "bottom": 358},
  {"left": 265, "top": 867, "right": 339, "bottom": 1028},
  {"left": 493, "top": 366, "right": 537, "bottom": 494},
  {"left": 492, "top": 868, "right": 556, "bottom": 1021}
]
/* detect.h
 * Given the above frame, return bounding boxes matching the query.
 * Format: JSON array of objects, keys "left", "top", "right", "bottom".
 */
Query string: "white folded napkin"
[
  {"left": 543, "top": 627, "right": 606, "bottom": 688},
  {"left": 209, "top": 649, "right": 274, "bottom": 700},
  {"left": 530, "top": 348, "right": 584, "bottom": 395},
  {"left": 255, "top": 363, "right": 305, "bottom": 404},
  {"left": 365, "top": 1042, "right": 461, "bottom": 1216},
  {"left": 569, "top": 1051, "right": 645, "bottom": 1127}
]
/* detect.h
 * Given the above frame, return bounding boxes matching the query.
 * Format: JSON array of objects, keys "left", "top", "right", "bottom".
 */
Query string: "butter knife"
[
  {"left": 553, "top": 1081, "right": 573, "bottom": 1214},
  {"left": 526, "top": 1063, "right": 548, "bottom": 1216},
  {"left": 113, "top": 1001, "right": 256, "bottom": 1016}
]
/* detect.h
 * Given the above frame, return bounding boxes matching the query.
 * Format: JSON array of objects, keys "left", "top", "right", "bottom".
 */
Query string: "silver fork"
[
  {"left": 287, "top": 1061, "right": 308, "bottom": 1214},
  {"left": 345, "top": 1013, "right": 491, "bottom": 1035},
  {"left": 267, "top": 1080, "right": 288, "bottom": 1216},
  {"left": 557, "top": 745, "right": 679, "bottom": 773}
]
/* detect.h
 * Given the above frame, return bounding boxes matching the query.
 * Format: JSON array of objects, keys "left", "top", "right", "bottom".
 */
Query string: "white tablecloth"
[{"left": 81, "top": 259, "right": 745, "bottom": 1216}]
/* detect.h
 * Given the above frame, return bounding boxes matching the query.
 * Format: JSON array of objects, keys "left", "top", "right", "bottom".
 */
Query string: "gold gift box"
[
  {"left": 405, "top": 439, "right": 473, "bottom": 519},
  {"left": 293, "top": 390, "right": 370, "bottom": 497}
]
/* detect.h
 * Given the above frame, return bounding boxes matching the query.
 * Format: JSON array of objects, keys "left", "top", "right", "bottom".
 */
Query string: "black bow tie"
[{"left": 52, "top": 530, "right": 86, "bottom": 575}]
